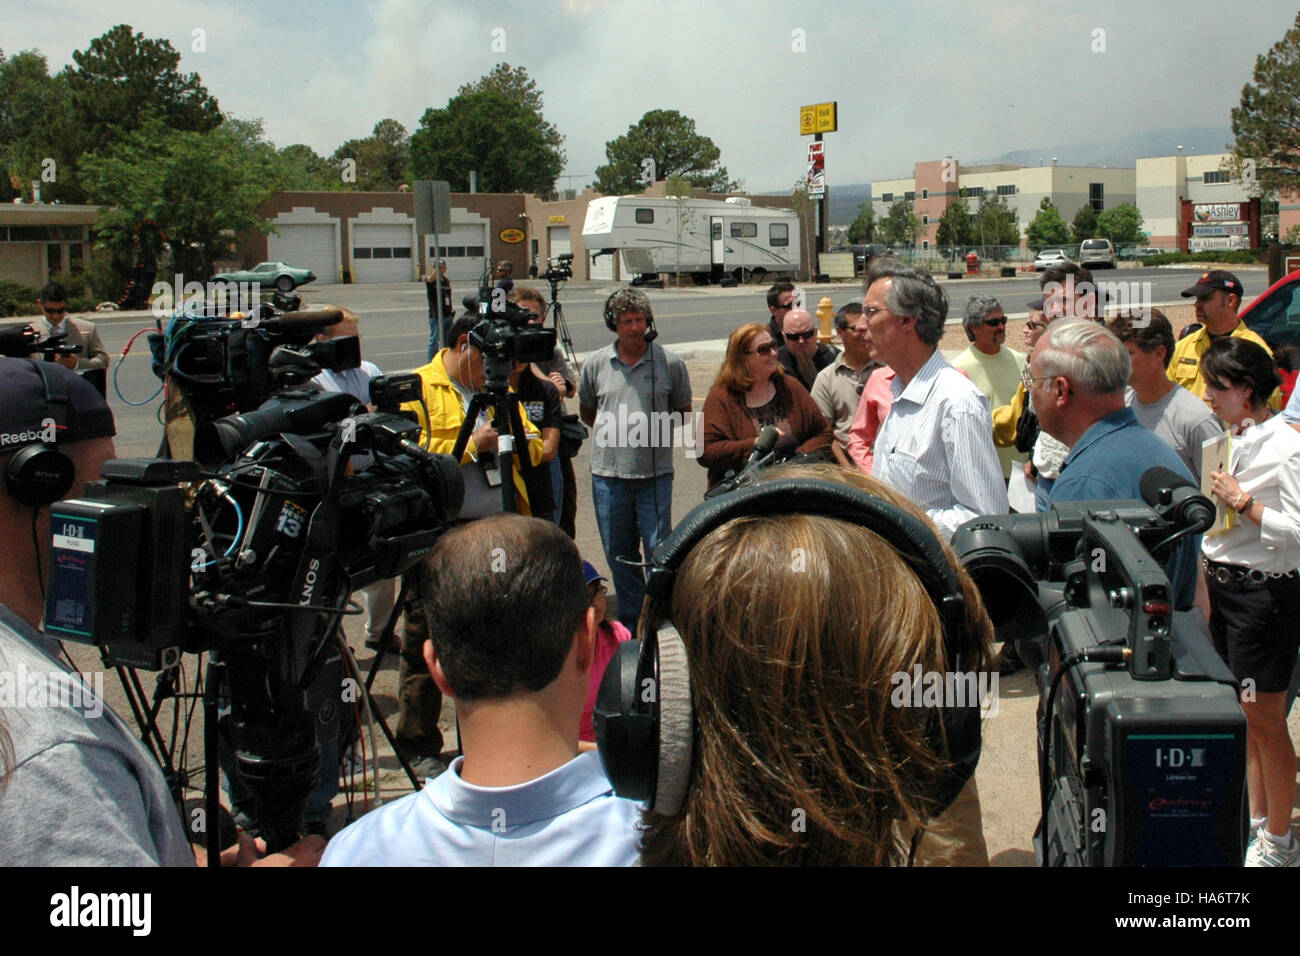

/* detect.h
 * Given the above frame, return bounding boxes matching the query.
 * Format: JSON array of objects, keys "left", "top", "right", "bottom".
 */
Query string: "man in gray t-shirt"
[
  {"left": 579, "top": 290, "right": 691, "bottom": 632},
  {"left": 1110, "top": 311, "right": 1225, "bottom": 482}
]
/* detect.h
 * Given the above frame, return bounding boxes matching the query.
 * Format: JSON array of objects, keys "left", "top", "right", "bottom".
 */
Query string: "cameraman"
[
  {"left": 392, "top": 315, "right": 544, "bottom": 777},
  {"left": 0, "top": 358, "right": 320, "bottom": 865},
  {"left": 34, "top": 282, "right": 109, "bottom": 396}
]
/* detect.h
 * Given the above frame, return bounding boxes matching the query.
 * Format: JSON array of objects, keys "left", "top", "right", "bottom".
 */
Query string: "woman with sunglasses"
[
  {"left": 700, "top": 323, "right": 831, "bottom": 490},
  {"left": 1199, "top": 337, "right": 1300, "bottom": 867}
]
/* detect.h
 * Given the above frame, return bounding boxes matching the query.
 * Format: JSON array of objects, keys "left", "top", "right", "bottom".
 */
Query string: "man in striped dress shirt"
[{"left": 863, "top": 260, "right": 1009, "bottom": 540}]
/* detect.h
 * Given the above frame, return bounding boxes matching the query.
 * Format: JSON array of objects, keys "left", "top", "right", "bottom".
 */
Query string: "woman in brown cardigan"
[{"left": 700, "top": 323, "right": 832, "bottom": 489}]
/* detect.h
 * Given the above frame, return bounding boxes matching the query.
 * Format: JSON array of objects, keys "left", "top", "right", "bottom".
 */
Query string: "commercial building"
[{"left": 0, "top": 204, "right": 97, "bottom": 287}]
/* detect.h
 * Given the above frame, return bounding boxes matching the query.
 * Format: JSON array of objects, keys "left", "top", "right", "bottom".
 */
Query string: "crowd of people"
[{"left": 2, "top": 260, "right": 1299, "bottom": 868}]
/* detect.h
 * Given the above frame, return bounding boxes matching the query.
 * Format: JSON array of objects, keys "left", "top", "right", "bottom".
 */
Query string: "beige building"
[
  {"left": 0, "top": 204, "right": 97, "bottom": 287},
  {"left": 1137, "top": 152, "right": 1254, "bottom": 246}
]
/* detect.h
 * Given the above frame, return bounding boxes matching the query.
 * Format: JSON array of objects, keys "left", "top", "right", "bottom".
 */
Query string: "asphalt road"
[{"left": 12, "top": 264, "right": 1254, "bottom": 458}]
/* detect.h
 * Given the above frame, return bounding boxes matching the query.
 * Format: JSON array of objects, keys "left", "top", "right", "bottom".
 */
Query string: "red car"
[{"left": 1239, "top": 268, "right": 1300, "bottom": 404}]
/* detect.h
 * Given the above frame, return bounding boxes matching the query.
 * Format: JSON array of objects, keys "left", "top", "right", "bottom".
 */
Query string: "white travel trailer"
[{"left": 582, "top": 196, "right": 801, "bottom": 284}]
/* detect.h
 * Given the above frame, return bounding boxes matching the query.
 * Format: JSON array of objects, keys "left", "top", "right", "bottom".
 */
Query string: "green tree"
[
  {"left": 934, "top": 197, "right": 972, "bottom": 252},
  {"left": 1026, "top": 198, "right": 1072, "bottom": 249},
  {"left": 276, "top": 143, "right": 339, "bottom": 191},
  {"left": 878, "top": 199, "right": 923, "bottom": 247},
  {"left": 664, "top": 173, "right": 695, "bottom": 284},
  {"left": 1230, "top": 10, "right": 1300, "bottom": 197},
  {"left": 846, "top": 202, "right": 876, "bottom": 244},
  {"left": 80, "top": 116, "right": 281, "bottom": 283},
  {"left": 52, "top": 25, "right": 222, "bottom": 202},
  {"left": 410, "top": 89, "right": 563, "bottom": 195},
  {"left": 0, "top": 50, "right": 69, "bottom": 202},
  {"left": 972, "top": 192, "right": 1019, "bottom": 247},
  {"left": 594, "top": 109, "right": 735, "bottom": 194},
  {"left": 458, "top": 63, "right": 565, "bottom": 166},
  {"left": 1096, "top": 202, "right": 1146, "bottom": 244},
  {"left": 1072, "top": 204, "right": 1099, "bottom": 243},
  {"left": 331, "top": 118, "right": 411, "bottom": 191}
]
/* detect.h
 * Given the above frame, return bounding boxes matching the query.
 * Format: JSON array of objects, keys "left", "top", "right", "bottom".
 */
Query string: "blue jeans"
[
  {"left": 591, "top": 474, "right": 673, "bottom": 634},
  {"left": 549, "top": 459, "right": 564, "bottom": 524}
]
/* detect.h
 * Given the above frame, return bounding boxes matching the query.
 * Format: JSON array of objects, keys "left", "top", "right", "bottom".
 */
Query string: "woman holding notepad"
[{"left": 1200, "top": 337, "right": 1300, "bottom": 868}]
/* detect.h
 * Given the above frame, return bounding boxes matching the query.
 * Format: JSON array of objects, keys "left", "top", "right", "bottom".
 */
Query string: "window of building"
[
  {"left": 922, "top": 215, "right": 929, "bottom": 225},
  {"left": 880, "top": 192, "right": 894, "bottom": 203},
  {"left": 1089, "top": 182, "right": 1104, "bottom": 213},
  {"left": 730, "top": 221, "right": 758, "bottom": 238},
  {"left": 996, "top": 184, "right": 1015, "bottom": 196},
  {"left": 769, "top": 222, "right": 789, "bottom": 246},
  {"left": 964, "top": 186, "right": 984, "bottom": 199},
  {"left": 922, "top": 188, "right": 929, "bottom": 199},
  {"left": 634, "top": 208, "right": 654, "bottom": 224},
  {"left": 904, "top": 191, "right": 916, "bottom": 202},
  {"left": 353, "top": 248, "right": 372, "bottom": 259},
  {"left": 922, "top": 240, "right": 929, "bottom": 250},
  {"left": 1203, "top": 170, "right": 1229, "bottom": 185}
]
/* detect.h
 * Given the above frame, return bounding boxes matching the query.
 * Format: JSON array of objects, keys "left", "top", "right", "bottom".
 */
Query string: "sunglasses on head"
[{"left": 785, "top": 329, "right": 817, "bottom": 342}]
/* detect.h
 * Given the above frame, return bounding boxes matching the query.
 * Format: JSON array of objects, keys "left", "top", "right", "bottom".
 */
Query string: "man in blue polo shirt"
[
  {"left": 320, "top": 514, "right": 642, "bottom": 866},
  {"left": 1028, "top": 320, "right": 1205, "bottom": 611}
]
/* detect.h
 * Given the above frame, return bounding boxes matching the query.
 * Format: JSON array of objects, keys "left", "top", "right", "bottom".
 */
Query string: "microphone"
[
  {"left": 259, "top": 308, "right": 344, "bottom": 334},
  {"left": 704, "top": 427, "right": 780, "bottom": 499},
  {"left": 1139, "top": 466, "right": 1215, "bottom": 534}
]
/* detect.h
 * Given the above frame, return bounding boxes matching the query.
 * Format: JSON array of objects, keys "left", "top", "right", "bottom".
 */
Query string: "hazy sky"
[{"left": 11, "top": 0, "right": 1298, "bottom": 192}]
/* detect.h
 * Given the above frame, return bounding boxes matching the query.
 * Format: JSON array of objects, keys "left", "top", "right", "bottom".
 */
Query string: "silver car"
[
  {"left": 1078, "top": 239, "right": 1116, "bottom": 269},
  {"left": 1033, "top": 248, "right": 1068, "bottom": 271}
]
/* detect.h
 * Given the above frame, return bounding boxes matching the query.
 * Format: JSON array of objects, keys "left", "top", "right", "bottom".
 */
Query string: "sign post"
[{"left": 798, "top": 102, "right": 837, "bottom": 267}]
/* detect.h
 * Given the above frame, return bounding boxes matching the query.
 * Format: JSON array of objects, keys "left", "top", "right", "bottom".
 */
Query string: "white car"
[{"left": 1033, "top": 249, "right": 1068, "bottom": 271}]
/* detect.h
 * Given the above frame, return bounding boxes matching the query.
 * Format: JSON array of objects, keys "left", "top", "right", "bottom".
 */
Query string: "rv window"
[
  {"left": 635, "top": 208, "right": 654, "bottom": 224},
  {"left": 730, "top": 222, "right": 758, "bottom": 238},
  {"left": 770, "top": 223, "right": 789, "bottom": 247},
  {"left": 712, "top": 223, "right": 722, "bottom": 240}
]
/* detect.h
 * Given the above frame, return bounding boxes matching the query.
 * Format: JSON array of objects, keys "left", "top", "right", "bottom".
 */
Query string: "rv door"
[{"left": 710, "top": 217, "right": 725, "bottom": 283}]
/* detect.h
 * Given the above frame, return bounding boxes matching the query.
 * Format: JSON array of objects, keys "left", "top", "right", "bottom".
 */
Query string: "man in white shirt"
[
  {"left": 863, "top": 259, "right": 1009, "bottom": 540},
  {"left": 321, "top": 514, "right": 642, "bottom": 866},
  {"left": 951, "top": 295, "right": 1026, "bottom": 481}
]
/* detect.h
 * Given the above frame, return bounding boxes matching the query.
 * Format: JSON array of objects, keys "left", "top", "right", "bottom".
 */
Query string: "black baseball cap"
[
  {"left": 1181, "top": 270, "right": 1244, "bottom": 299},
  {"left": 0, "top": 357, "right": 115, "bottom": 454}
]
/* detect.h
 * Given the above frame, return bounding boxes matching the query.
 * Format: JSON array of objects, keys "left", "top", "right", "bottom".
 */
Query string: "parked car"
[
  {"left": 1033, "top": 248, "right": 1068, "bottom": 271},
  {"left": 851, "top": 244, "right": 892, "bottom": 274},
  {"left": 1239, "top": 268, "right": 1300, "bottom": 352},
  {"left": 215, "top": 261, "right": 317, "bottom": 292},
  {"left": 1119, "top": 246, "right": 1162, "bottom": 261},
  {"left": 1078, "top": 238, "right": 1116, "bottom": 269}
]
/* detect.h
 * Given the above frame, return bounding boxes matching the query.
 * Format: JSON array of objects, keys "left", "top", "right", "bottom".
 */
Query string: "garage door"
[
  {"left": 548, "top": 226, "right": 571, "bottom": 260},
  {"left": 431, "top": 224, "right": 487, "bottom": 283},
  {"left": 268, "top": 224, "right": 337, "bottom": 285},
  {"left": 352, "top": 224, "right": 414, "bottom": 283},
  {"left": 589, "top": 249, "right": 614, "bottom": 281}
]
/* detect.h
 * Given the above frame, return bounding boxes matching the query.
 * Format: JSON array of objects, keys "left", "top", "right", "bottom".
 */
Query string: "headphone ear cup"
[
  {"left": 650, "top": 622, "right": 693, "bottom": 816},
  {"left": 603, "top": 292, "right": 618, "bottom": 333},
  {"left": 6, "top": 443, "right": 75, "bottom": 507},
  {"left": 594, "top": 638, "right": 656, "bottom": 802}
]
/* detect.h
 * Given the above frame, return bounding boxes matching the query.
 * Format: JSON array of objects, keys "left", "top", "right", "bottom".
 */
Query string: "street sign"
[
  {"left": 799, "top": 101, "right": 838, "bottom": 136},
  {"left": 414, "top": 180, "right": 451, "bottom": 236},
  {"left": 806, "top": 141, "right": 826, "bottom": 197}
]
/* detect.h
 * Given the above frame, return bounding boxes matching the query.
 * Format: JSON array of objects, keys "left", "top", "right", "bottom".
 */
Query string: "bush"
[
  {"left": 1141, "top": 250, "right": 1259, "bottom": 266},
  {"left": 0, "top": 279, "right": 96, "bottom": 318}
]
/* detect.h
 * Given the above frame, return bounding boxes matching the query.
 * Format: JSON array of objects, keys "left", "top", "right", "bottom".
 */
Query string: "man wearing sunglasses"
[
  {"left": 765, "top": 281, "right": 796, "bottom": 347},
  {"left": 777, "top": 308, "right": 838, "bottom": 392},
  {"left": 34, "top": 282, "right": 109, "bottom": 396},
  {"left": 952, "top": 295, "right": 1026, "bottom": 481}
]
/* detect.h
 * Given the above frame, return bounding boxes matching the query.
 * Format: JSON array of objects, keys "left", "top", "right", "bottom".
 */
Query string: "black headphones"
[
  {"left": 594, "top": 477, "right": 983, "bottom": 819},
  {"left": 603, "top": 289, "right": 657, "bottom": 341},
  {"left": 5, "top": 360, "right": 75, "bottom": 507}
]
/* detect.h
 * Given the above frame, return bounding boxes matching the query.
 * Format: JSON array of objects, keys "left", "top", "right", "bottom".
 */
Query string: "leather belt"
[{"left": 1203, "top": 558, "right": 1299, "bottom": 586}]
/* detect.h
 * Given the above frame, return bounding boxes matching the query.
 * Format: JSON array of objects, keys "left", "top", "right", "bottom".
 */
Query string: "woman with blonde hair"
[
  {"left": 621, "top": 463, "right": 996, "bottom": 866},
  {"left": 699, "top": 323, "right": 830, "bottom": 489}
]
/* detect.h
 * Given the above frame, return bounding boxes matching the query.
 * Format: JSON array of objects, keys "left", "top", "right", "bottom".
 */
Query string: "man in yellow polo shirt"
[{"left": 1169, "top": 271, "right": 1276, "bottom": 406}]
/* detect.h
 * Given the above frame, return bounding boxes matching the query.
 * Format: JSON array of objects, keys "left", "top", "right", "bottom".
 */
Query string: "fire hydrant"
[
  {"left": 816, "top": 296, "right": 835, "bottom": 344},
  {"left": 965, "top": 251, "right": 979, "bottom": 276}
]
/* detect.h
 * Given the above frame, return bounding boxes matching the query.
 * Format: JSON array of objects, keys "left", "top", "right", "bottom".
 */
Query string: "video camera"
[
  {"left": 44, "top": 326, "right": 463, "bottom": 849},
  {"left": 471, "top": 285, "right": 556, "bottom": 392},
  {"left": 952, "top": 473, "right": 1247, "bottom": 867},
  {"left": 149, "top": 290, "right": 359, "bottom": 426},
  {"left": 539, "top": 252, "right": 574, "bottom": 283},
  {"left": 0, "top": 323, "right": 82, "bottom": 363}
]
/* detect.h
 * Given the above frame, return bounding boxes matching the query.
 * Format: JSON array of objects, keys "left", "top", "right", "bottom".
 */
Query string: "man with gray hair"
[
  {"left": 863, "top": 259, "right": 1008, "bottom": 539},
  {"left": 952, "top": 294, "right": 1026, "bottom": 481},
  {"left": 1028, "top": 320, "right": 1205, "bottom": 611}
]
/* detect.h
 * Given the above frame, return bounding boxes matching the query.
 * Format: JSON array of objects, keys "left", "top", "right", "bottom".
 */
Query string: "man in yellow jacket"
[
  {"left": 392, "top": 313, "right": 544, "bottom": 778},
  {"left": 1168, "top": 270, "right": 1280, "bottom": 409}
]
